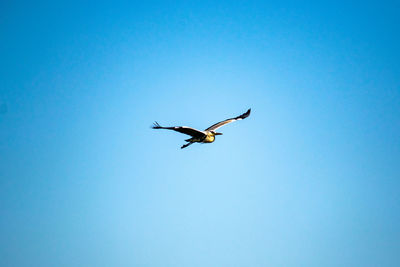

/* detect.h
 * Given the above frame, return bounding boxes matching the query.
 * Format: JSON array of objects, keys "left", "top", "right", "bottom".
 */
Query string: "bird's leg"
[{"left": 181, "top": 142, "right": 193, "bottom": 149}]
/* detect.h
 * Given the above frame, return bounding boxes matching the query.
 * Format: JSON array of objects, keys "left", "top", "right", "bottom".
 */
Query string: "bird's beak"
[{"left": 215, "top": 132, "right": 223, "bottom": 135}]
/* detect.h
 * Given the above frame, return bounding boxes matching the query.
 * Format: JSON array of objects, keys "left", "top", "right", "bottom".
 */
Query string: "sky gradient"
[{"left": 1, "top": 1, "right": 400, "bottom": 266}]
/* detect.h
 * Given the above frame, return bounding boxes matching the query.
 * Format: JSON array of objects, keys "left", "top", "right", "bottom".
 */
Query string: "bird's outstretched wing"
[
  {"left": 205, "top": 108, "right": 251, "bottom": 131},
  {"left": 152, "top": 122, "right": 206, "bottom": 137}
]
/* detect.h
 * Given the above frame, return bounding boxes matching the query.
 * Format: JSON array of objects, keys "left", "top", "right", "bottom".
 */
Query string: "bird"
[{"left": 152, "top": 108, "right": 251, "bottom": 149}]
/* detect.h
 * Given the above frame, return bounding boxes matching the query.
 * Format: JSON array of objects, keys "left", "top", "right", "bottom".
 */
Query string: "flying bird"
[{"left": 152, "top": 108, "right": 251, "bottom": 149}]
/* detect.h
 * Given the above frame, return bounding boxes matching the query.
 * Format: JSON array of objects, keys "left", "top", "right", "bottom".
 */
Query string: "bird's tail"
[{"left": 181, "top": 142, "right": 193, "bottom": 149}]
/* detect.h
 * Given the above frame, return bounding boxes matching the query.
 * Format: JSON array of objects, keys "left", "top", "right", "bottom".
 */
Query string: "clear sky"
[{"left": 1, "top": 1, "right": 399, "bottom": 266}]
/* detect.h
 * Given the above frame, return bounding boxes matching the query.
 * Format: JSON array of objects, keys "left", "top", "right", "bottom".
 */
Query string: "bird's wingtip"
[
  {"left": 242, "top": 108, "right": 251, "bottom": 118},
  {"left": 152, "top": 121, "right": 162, "bottom": 129}
]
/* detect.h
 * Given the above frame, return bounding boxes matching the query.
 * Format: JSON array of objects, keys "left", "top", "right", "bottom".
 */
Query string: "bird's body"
[
  {"left": 152, "top": 109, "right": 251, "bottom": 149},
  {"left": 185, "top": 132, "right": 215, "bottom": 143},
  {"left": 203, "top": 134, "right": 215, "bottom": 143}
]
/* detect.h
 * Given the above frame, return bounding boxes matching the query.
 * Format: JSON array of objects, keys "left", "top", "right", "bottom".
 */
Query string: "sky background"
[{"left": 1, "top": 1, "right": 400, "bottom": 266}]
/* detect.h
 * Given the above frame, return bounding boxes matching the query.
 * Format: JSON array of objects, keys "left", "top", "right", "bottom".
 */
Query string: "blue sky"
[{"left": 1, "top": 1, "right": 399, "bottom": 266}]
